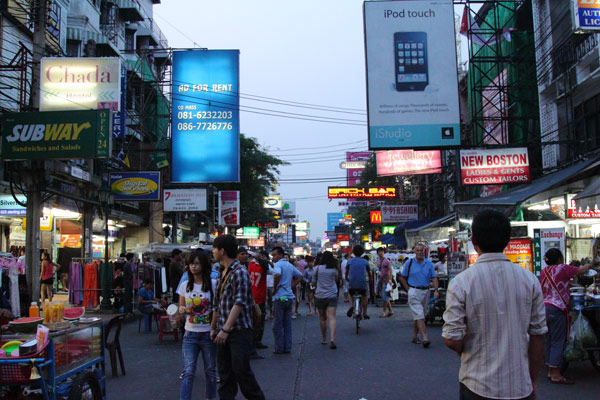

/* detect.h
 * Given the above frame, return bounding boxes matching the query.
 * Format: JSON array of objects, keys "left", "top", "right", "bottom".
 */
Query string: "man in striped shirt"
[{"left": 442, "top": 209, "right": 547, "bottom": 400}]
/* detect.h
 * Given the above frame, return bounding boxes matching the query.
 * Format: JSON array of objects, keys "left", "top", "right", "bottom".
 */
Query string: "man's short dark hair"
[
  {"left": 213, "top": 234, "right": 238, "bottom": 258},
  {"left": 237, "top": 247, "right": 248, "bottom": 255},
  {"left": 353, "top": 245, "right": 365, "bottom": 257},
  {"left": 471, "top": 209, "right": 511, "bottom": 253},
  {"left": 376, "top": 247, "right": 385, "bottom": 253},
  {"left": 172, "top": 249, "right": 182, "bottom": 257},
  {"left": 259, "top": 250, "right": 269, "bottom": 258},
  {"left": 143, "top": 279, "right": 152, "bottom": 285},
  {"left": 126, "top": 253, "right": 134, "bottom": 261},
  {"left": 272, "top": 246, "right": 284, "bottom": 256}
]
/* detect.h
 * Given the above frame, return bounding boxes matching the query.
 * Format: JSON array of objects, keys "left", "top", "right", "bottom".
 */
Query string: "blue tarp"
[{"left": 380, "top": 233, "right": 407, "bottom": 247}]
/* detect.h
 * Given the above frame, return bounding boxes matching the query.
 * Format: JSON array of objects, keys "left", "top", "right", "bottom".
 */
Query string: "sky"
[{"left": 154, "top": 0, "right": 466, "bottom": 241}]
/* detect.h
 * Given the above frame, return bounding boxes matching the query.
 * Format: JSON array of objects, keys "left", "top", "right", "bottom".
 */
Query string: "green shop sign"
[{"left": 1, "top": 110, "right": 111, "bottom": 160}]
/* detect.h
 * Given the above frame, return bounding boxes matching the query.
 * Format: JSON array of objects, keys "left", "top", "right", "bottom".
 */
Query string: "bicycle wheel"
[{"left": 355, "top": 314, "right": 360, "bottom": 334}]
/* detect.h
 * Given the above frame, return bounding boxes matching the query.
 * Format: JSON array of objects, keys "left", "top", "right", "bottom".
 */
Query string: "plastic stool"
[{"left": 158, "top": 315, "right": 178, "bottom": 343}]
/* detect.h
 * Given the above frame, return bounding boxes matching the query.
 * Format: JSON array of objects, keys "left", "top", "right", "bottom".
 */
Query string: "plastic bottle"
[{"left": 29, "top": 302, "right": 39, "bottom": 317}]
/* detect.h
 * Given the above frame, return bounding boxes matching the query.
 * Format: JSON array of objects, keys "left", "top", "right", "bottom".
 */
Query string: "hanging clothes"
[
  {"left": 82, "top": 262, "right": 99, "bottom": 308},
  {"left": 69, "top": 262, "right": 83, "bottom": 305},
  {"left": 8, "top": 268, "right": 20, "bottom": 317}
]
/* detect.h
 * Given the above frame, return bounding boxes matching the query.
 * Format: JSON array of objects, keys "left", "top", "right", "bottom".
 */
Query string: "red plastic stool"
[{"left": 158, "top": 315, "right": 178, "bottom": 344}]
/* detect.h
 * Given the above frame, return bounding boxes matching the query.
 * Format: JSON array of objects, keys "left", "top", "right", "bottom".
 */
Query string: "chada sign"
[
  {"left": 40, "top": 57, "right": 121, "bottom": 111},
  {"left": 381, "top": 205, "right": 418, "bottom": 223},
  {"left": 328, "top": 187, "right": 397, "bottom": 199},
  {"left": 370, "top": 211, "right": 382, "bottom": 224},
  {"left": 163, "top": 188, "right": 207, "bottom": 212},
  {"left": 110, "top": 171, "right": 161, "bottom": 201},
  {"left": 376, "top": 150, "right": 441, "bottom": 176},
  {"left": 460, "top": 148, "right": 530, "bottom": 185},
  {"left": 1, "top": 110, "right": 111, "bottom": 160}
]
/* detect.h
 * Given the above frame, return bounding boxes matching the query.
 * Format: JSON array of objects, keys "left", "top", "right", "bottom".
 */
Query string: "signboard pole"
[
  {"left": 172, "top": 212, "right": 178, "bottom": 244},
  {"left": 25, "top": 186, "right": 42, "bottom": 304}
]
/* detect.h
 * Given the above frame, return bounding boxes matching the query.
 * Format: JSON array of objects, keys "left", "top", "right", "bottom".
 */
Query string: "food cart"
[{"left": 0, "top": 319, "right": 105, "bottom": 399}]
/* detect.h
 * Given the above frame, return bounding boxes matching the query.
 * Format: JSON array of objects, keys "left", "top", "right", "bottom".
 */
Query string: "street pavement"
[{"left": 105, "top": 302, "right": 600, "bottom": 400}]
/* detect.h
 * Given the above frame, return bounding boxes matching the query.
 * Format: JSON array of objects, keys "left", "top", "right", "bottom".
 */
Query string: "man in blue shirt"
[
  {"left": 271, "top": 246, "right": 302, "bottom": 354},
  {"left": 399, "top": 243, "right": 439, "bottom": 348},
  {"left": 345, "top": 245, "right": 371, "bottom": 320}
]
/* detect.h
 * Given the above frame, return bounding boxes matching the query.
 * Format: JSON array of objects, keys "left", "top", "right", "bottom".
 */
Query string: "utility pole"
[{"left": 24, "top": 0, "right": 48, "bottom": 307}]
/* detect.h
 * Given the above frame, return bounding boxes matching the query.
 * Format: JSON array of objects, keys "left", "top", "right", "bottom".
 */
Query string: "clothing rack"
[
  {"left": 0, "top": 254, "right": 25, "bottom": 317},
  {"left": 69, "top": 257, "right": 104, "bottom": 308}
]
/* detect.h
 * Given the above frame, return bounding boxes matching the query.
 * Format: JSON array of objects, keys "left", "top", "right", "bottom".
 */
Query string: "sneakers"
[
  {"left": 347, "top": 307, "right": 353, "bottom": 318},
  {"left": 291, "top": 314, "right": 297, "bottom": 319}
]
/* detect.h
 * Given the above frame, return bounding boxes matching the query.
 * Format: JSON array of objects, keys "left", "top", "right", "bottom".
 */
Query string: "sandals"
[
  {"left": 386, "top": 312, "right": 394, "bottom": 318},
  {"left": 422, "top": 340, "right": 431, "bottom": 348},
  {"left": 411, "top": 338, "right": 422, "bottom": 344},
  {"left": 550, "top": 378, "right": 574, "bottom": 385},
  {"left": 329, "top": 341, "right": 337, "bottom": 350},
  {"left": 363, "top": 315, "right": 370, "bottom": 320}
]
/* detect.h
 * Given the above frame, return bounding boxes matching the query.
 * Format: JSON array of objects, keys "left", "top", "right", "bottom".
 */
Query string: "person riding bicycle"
[{"left": 345, "top": 245, "right": 370, "bottom": 320}]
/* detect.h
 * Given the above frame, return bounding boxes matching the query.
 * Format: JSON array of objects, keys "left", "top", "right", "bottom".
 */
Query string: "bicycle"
[{"left": 352, "top": 294, "right": 362, "bottom": 334}]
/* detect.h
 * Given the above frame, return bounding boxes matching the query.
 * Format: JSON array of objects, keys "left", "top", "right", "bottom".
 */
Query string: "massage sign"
[
  {"left": 459, "top": 148, "right": 530, "bottom": 185},
  {"left": 1, "top": 110, "right": 111, "bottom": 160}
]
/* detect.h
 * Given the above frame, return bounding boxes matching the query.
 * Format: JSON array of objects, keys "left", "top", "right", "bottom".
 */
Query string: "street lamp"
[{"left": 99, "top": 187, "right": 114, "bottom": 310}]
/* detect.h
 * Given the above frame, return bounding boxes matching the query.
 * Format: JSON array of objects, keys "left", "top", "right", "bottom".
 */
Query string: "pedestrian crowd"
[{"left": 163, "top": 209, "right": 595, "bottom": 400}]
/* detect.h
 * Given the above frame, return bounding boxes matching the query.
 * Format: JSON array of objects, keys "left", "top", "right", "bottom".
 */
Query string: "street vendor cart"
[{"left": 0, "top": 319, "right": 105, "bottom": 399}]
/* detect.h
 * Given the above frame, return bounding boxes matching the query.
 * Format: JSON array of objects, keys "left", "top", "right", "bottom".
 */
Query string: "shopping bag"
[
  {"left": 563, "top": 312, "right": 597, "bottom": 361},
  {"left": 575, "top": 313, "right": 597, "bottom": 348}
]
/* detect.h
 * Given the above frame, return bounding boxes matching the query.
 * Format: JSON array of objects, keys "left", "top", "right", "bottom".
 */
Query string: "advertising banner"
[
  {"left": 503, "top": 238, "right": 533, "bottom": 272},
  {"left": 218, "top": 190, "right": 240, "bottom": 226},
  {"left": 338, "top": 200, "right": 387, "bottom": 207},
  {"left": 0, "top": 194, "right": 26, "bottom": 215},
  {"left": 573, "top": 0, "right": 600, "bottom": 31},
  {"left": 381, "top": 205, "right": 418, "bottom": 223},
  {"left": 171, "top": 50, "right": 240, "bottom": 183},
  {"left": 264, "top": 195, "right": 282, "bottom": 209},
  {"left": 1, "top": 110, "right": 111, "bottom": 160},
  {"left": 447, "top": 252, "right": 467, "bottom": 278},
  {"left": 163, "top": 188, "right": 207, "bottom": 212},
  {"left": 346, "top": 152, "right": 371, "bottom": 186},
  {"left": 40, "top": 57, "right": 121, "bottom": 111},
  {"left": 364, "top": 0, "right": 460, "bottom": 149},
  {"left": 109, "top": 171, "right": 161, "bottom": 201},
  {"left": 60, "top": 234, "right": 81, "bottom": 248},
  {"left": 376, "top": 150, "right": 441, "bottom": 175},
  {"left": 248, "top": 237, "right": 265, "bottom": 247},
  {"left": 382, "top": 226, "right": 395, "bottom": 234},
  {"left": 533, "top": 228, "right": 566, "bottom": 276},
  {"left": 282, "top": 200, "right": 296, "bottom": 218},
  {"left": 460, "top": 148, "right": 530, "bottom": 185},
  {"left": 328, "top": 187, "right": 397, "bottom": 199},
  {"left": 113, "top": 65, "right": 127, "bottom": 139},
  {"left": 568, "top": 196, "right": 600, "bottom": 218},
  {"left": 327, "top": 213, "right": 344, "bottom": 231}
]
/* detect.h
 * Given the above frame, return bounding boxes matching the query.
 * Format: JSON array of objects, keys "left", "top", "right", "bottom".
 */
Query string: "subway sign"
[
  {"left": 1, "top": 110, "right": 111, "bottom": 160},
  {"left": 327, "top": 186, "right": 397, "bottom": 199}
]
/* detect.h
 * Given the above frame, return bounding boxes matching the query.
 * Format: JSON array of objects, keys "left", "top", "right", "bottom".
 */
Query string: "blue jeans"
[
  {"left": 180, "top": 331, "right": 217, "bottom": 400},
  {"left": 273, "top": 299, "right": 293, "bottom": 352}
]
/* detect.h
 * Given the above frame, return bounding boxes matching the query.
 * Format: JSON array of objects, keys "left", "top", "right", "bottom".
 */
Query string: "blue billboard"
[
  {"left": 171, "top": 50, "right": 240, "bottom": 183},
  {"left": 327, "top": 212, "right": 344, "bottom": 231}
]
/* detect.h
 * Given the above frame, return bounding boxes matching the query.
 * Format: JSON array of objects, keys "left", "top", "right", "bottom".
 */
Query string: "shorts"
[
  {"left": 379, "top": 283, "right": 389, "bottom": 302},
  {"left": 314, "top": 297, "right": 337, "bottom": 311},
  {"left": 348, "top": 288, "right": 367, "bottom": 297},
  {"left": 41, "top": 278, "right": 54, "bottom": 285},
  {"left": 407, "top": 288, "right": 429, "bottom": 320}
]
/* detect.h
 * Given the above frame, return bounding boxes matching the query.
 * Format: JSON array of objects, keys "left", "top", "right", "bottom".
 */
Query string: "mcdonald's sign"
[{"left": 370, "top": 210, "right": 382, "bottom": 224}]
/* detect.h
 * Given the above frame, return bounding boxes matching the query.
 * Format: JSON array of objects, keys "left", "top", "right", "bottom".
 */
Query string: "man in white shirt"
[
  {"left": 442, "top": 209, "right": 547, "bottom": 400},
  {"left": 340, "top": 252, "right": 350, "bottom": 302}
]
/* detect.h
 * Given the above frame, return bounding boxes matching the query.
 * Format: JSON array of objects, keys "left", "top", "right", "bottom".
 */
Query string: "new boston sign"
[{"left": 1, "top": 110, "right": 111, "bottom": 160}]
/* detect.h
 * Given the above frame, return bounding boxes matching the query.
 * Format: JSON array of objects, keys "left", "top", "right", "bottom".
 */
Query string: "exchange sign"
[
  {"left": 328, "top": 187, "right": 397, "bottom": 199},
  {"left": 1, "top": 110, "right": 111, "bottom": 160},
  {"left": 460, "top": 148, "right": 530, "bottom": 185}
]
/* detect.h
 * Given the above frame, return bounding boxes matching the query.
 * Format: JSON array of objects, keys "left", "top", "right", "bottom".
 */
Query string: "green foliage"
[{"left": 215, "top": 134, "right": 288, "bottom": 226}]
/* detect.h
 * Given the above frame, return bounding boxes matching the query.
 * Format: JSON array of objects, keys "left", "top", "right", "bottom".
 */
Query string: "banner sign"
[
  {"left": 40, "top": 57, "right": 121, "bottom": 112},
  {"left": 171, "top": 50, "right": 240, "bottom": 183},
  {"left": 60, "top": 234, "right": 81, "bottom": 248},
  {"left": 460, "top": 148, "right": 530, "bottom": 185},
  {"left": 264, "top": 195, "right": 282, "bottom": 209},
  {"left": 338, "top": 201, "right": 387, "bottom": 207},
  {"left": 448, "top": 252, "right": 467, "bottom": 278},
  {"left": 503, "top": 238, "right": 533, "bottom": 272},
  {"left": 328, "top": 187, "right": 397, "bottom": 199},
  {"left": 218, "top": 190, "right": 240, "bottom": 226},
  {"left": 568, "top": 196, "right": 600, "bottom": 218},
  {"left": 376, "top": 150, "right": 441, "bottom": 175},
  {"left": 243, "top": 227, "right": 259, "bottom": 239},
  {"left": 163, "top": 188, "right": 207, "bottom": 212},
  {"left": 337, "top": 234, "right": 350, "bottom": 242},
  {"left": 381, "top": 205, "right": 418, "bottom": 223},
  {"left": 573, "top": 0, "right": 600, "bottom": 31},
  {"left": 327, "top": 213, "right": 344, "bottom": 231},
  {"left": 533, "top": 228, "right": 565, "bottom": 276},
  {"left": 248, "top": 237, "right": 265, "bottom": 247},
  {"left": 1, "top": 110, "right": 111, "bottom": 160},
  {"left": 364, "top": 0, "right": 460, "bottom": 149},
  {"left": 110, "top": 171, "right": 161, "bottom": 201},
  {"left": 113, "top": 65, "right": 127, "bottom": 139},
  {"left": 370, "top": 211, "right": 382, "bottom": 224},
  {"left": 346, "top": 152, "right": 371, "bottom": 186},
  {"left": 382, "top": 226, "right": 396, "bottom": 234},
  {"left": 0, "top": 194, "right": 26, "bottom": 215}
]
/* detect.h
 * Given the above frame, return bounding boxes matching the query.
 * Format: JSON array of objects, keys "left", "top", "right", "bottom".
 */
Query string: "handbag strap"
[{"left": 217, "top": 265, "right": 236, "bottom": 301}]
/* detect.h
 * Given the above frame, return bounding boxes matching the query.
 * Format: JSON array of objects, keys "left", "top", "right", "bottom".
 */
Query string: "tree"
[{"left": 216, "top": 134, "right": 288, "bottom": 226}]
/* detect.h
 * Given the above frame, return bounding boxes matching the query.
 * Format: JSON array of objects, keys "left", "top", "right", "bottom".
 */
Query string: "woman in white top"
[
  {"left": 311, "top": 251, "right": 342, "bottom": 349},
  {"left": 178, "top": 251, "right": 217, "bottom": 400}
]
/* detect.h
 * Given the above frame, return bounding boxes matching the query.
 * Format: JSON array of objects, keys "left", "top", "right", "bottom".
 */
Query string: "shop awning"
[
  {"left": 405, "top": 213, "right": 456, "bottom": 233},
  {"left": 454, "top": 156, "right": 600, "bottom": 216},
  {"left": 393, "top": 218, "right": 437, "bottom": 234},
  {"left": 573, "top": 177, "right": 600, "bottom": 210},
  {"left": 380, "top": 234, "right": 407, "bottom": 247}
]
